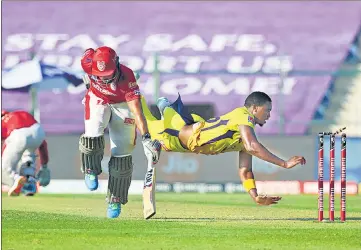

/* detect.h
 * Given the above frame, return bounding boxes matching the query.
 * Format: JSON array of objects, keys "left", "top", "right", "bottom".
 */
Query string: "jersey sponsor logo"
[
  {"left": 128, "top": 81, "right": 138, "bottom": 89},
  {"left": 248, "top": 115, "right": 255, "bottom": 125},
  {"left": 124, "top": 118, "right": 135, "bottom": 125},
  {"left": 92, "top": 83, "right": 116, "bottom": 96},
  {"left": 97, "top": 61, "right": 105, "bottom": 71}
]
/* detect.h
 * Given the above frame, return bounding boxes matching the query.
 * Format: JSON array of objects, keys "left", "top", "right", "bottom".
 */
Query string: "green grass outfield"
[{"left": 2, "top": 193, "right": 361, "bottom": 250}]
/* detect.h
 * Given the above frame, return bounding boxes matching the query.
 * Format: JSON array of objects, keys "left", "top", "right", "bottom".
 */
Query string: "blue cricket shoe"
[
  {"left": 107, "top": 202, "right": 121, "bottom": 218},
  {"left": 85, "top": 170, "right": 98, "bottom": 191},
  {"left": 156, "top": 97, "right": 171, "bottom": 118},
  {"left": 22, "top": 179, "right": 37, "bottom": 196},
  {"left": 106, "top": 196, "right": 121, "bottom": 218}
]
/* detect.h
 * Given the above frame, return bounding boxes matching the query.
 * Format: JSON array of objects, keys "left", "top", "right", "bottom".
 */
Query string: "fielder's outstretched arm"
[
  {"left": 238, "top": 151, "right": 281, "bottom": 206},
  {"left": 238, "top": 125, "right": 306, "bottom": 169},
  {"left": 239, "top": 125, "right": 286, "bottom": 167}
]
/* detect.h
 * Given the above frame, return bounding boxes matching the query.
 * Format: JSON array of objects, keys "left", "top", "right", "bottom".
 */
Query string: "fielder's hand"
[
  {"left": 284, "top": 156, "right": 306, "bottom": 169},
  {"left": 255, "top": 195, "right": 282, "bottom": 206},
  {"left": 142, "top": 133, "right": 161, "bottom": 165},
  {"left": 36, "top": 164, "right": 51, "bottom": 187}
]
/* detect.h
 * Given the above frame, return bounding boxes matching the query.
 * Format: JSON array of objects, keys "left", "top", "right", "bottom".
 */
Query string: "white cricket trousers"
[
  {"left": 2, "top": 123, "right": 46, "bottom": 186},
  {"left": 83, "top": 91, "right": 137, "bottom": 157}
]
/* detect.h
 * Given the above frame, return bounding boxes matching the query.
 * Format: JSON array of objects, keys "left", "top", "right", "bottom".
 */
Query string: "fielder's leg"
[
  {"left": 157, "top": 96, "right": 204, "bottom": 124},
  {"left": 140, "top": 96, "right": 158, "bottom": 122},
  {"left": 81, "top": 91, "right": 111, "bottom": 190},
  {"left": 156, "top": 97, "right": 172, "bottom": 119}
]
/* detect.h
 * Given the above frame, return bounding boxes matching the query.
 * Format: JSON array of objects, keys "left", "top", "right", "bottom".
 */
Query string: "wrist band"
[{"left": 243, "top": 179, "right": 256, "bottom": 192}]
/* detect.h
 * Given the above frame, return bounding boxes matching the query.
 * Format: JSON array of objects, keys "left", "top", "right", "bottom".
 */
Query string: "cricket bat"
[{"left": 143, "top": 161, "right": 156, "bottom": 220}]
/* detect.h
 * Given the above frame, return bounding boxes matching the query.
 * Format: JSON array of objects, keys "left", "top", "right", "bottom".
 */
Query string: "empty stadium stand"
[{"left": 311, "top": 29, "right": 361, "bottom": 137}]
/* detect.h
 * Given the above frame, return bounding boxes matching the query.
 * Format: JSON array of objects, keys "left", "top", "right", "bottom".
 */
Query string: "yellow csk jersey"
[
  {"left": 187, "top": 107, "right": 256, "bottom": 155},
  {"left": 140, "top": 95, "right": 255, "bottom": 154}
]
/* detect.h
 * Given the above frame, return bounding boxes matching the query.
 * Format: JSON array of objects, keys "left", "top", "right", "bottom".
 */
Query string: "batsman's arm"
[
  {"left": 127, "top": 93, "right": 161, "bottom": 165},
  {"left": 127, "top": 98, "right": 150, "bottom": 136},
  {"left": 238, "top": 151, "right": 258, "bottom": 202},
  {"left": 239, "top": 125, "right": 286, "bottom": 168}
]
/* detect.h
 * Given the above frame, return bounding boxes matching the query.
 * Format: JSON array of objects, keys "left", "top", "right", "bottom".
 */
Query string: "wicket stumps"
[
  {"left": 317, "top": 128, "right": 346, "bottom": 222},
  {"left": 340, "top": 133, "right": 346, "bottom": 222}
]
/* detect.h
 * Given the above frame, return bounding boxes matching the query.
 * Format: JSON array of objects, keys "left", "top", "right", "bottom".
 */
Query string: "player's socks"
[{"left": 84, "top": 170, "right": 98, "bottom": 191}]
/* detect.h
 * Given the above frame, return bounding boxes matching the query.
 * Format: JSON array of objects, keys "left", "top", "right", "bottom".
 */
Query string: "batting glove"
[{"left": 142, "top": 133, "right": 161, "bottom": 165}]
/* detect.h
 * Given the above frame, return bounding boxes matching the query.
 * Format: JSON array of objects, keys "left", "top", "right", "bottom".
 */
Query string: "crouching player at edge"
[
  {"left": 140, "top": 91, "right": 306, "bottom": 206},
  {"left": 2, "top": 110, "right": 51, "bottom": 196}
]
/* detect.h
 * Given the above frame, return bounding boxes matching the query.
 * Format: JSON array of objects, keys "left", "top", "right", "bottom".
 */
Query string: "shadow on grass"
[
  {"left": 4, "top": 210, "right": 360, "bottom": 223},
  {"left": 152, "top": 217, "right": 361, "bottom": 222}
]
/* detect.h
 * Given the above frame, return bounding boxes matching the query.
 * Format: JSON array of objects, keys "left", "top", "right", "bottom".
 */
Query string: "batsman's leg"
[
  {"left": 106, "top": 103, "right": 136, "bottom": 218},
  {"left": 81, "top": 91, "right": 111, "bottom": 191},
  {"left": 107, "top": 155, "right": 133, "bottom": 218},
  {"left": 79, "top": 134, "right": 105, "bottom": 190}
]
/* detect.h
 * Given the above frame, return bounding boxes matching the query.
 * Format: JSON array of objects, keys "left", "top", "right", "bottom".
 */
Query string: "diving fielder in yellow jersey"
[{"left": 140, "top": 91, "right": 306, "bottom": 206}]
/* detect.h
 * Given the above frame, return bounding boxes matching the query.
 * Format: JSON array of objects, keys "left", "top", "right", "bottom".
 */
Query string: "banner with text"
[{"left": 2, "top": 2, "right": 361, "bottom": 134}]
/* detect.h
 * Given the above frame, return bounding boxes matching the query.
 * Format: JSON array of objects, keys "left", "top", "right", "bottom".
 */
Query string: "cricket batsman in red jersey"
[
  {"left": 1, "top": 110, "right": 50, "bottom": 196},
  {"left": 80, "top": 46, "right": 161, "bottom": 218}
]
